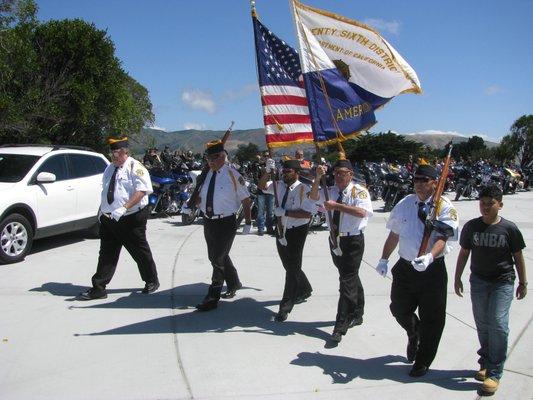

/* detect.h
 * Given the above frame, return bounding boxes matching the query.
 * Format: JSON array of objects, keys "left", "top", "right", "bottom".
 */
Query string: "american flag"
[{"left": 252, "top": 16, "right": 314, "bottom": 147}]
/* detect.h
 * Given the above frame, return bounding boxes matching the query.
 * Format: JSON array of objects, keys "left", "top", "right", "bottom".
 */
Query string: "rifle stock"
[
  {"left": 417, "top": 143, "right": 453, "bottom": 256},
  {"left": 267, "top": 149, "right": 285, "bottom": 239},
  {"left": 186, "top": 121, "right": 234, "bottom": 208}
]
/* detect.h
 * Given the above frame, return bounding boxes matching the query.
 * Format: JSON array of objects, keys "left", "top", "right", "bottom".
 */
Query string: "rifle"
[
  {"left": 417, "top": 142, "right": 454, "bottom": 256},
  {"left": 186, "top": 121, "right": 234, "bottom": 209},
  {"left": 315, "top": 144, "right": 342, "bottom": 256},
  {"left": 267, "top": 149, "right": 286, "bottom": 244}
]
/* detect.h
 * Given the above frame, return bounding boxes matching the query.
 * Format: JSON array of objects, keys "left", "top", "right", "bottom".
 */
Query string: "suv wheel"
[{"left": 0, "top": 213, "right": 34, "bottom": 264}]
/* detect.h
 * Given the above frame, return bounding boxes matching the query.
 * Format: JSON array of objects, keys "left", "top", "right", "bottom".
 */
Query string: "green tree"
[
  {"left": 490, "top": 115, "right": 532, "bottom": 165},
  {"left": 341, "top": 131, "right": 424, "bottom": 163},
  {"left": 452, "top": 135, "right": 487, "bottom": 161},
  {"left": 0, "top": 4, "right": 153, "bottom": 151},
  {"left": 0, "top": 0, "right": 37, "bottom": 29},
  {"left": 234, "top": 142, "right": 260, "bottom": 163}
]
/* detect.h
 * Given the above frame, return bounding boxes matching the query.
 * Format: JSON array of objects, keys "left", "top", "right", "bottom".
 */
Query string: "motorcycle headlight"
[{"left": 152, "top": 181, "right": 160, "bottom": 188}]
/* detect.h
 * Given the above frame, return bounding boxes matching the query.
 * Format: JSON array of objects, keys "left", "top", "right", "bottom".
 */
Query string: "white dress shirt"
[
  {"left": 199, "top": 164, "right": 249, "bottom": 216},
  {"left": 386, "top": 193, "right": 459, "bottom": 261},
  {"left": 264, "top": 179, "right": 316, "bottom": 229},
  {"left": 100, "top": 157, "right": 152, "bottom": 215},
  {"left": 318, "top": 182, "right": 373, "bottom": 235}
]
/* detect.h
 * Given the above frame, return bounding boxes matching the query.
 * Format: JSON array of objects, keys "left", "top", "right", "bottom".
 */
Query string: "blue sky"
[{"left": 37, "top": 0, "right": 532, "bottom": 143}]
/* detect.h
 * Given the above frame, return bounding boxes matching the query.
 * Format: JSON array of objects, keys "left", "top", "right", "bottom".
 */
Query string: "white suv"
[{"left": 0, "top": 145, "right": 110, "bottom": 264}]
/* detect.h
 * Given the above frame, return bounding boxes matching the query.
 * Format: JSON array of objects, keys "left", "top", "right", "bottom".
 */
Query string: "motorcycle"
[
  {"left": 502, "top": 167, "right": 520, "bottom": 194},
  {"left": 364, "top": 162, "right": 385, "bottom": 201},
  {"left": 236, "top": 179, "right": 258, "bottom": 227},
  {"left": 148, "top": 170, "right": 182, "bottom": 215},
  {"left": 454, "top": 166, "right": 481, "bottom": 201},
  {"left": 180, "top": 168, "right": 203, "bottom": 225},
  {"left": 383, "top": 168, "right": 412, "bottom": 212}
]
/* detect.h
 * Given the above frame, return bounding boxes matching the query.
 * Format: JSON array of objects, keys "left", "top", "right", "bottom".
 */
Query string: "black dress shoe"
[
  {"left": 274, "top": 312, "right": 288, "bottom": 322},
  {"left": 221, "top": 282, "right": 243, "bottom": 299},
  {"left": 330, "top": 332, "right": 343, "bottom": 342},
  {"left": 409, "top": 364, "right": 428, "bottom": 377},
  {"left": 195, "top": 301, "right": 218, "bottom": 312},
  {"left": 294, "top": 291, "right": 312, "bottom": 304},
  {"left": 142, "top": 282, "right": 160, "bottom": 294},
  {"left": 349, "top": 316, "right": 363, "bottom": 327},
  {"left": 407, "top": 334, "right": 419, "bottom": 362},
  {"left": 78, "top": 288, "right": 107, "bottom": 300}
]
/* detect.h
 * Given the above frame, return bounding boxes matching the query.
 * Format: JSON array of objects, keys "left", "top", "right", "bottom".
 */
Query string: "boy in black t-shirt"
[{"left": 454, "top": 185, "right": 527, "bottom": 395}]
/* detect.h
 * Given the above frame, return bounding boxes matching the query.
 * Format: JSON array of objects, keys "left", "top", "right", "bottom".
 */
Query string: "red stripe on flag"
[
  {"left": 262, "top": 95, "right": 308, "bottom": 106},
  {"left": 265, "top": 132, "right": 314, "bottom": 144},
  {"left": 264, "top": 114, "right": 311, "bottom": 125}
]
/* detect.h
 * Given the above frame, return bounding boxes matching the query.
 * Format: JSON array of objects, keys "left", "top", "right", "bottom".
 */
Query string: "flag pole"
[{"left": 251, "top": 0, "right": 286, "bottom": 242}]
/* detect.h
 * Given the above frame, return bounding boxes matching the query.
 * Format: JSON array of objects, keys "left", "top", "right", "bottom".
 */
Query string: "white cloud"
[
  {"left": 183, "top": 122, "right": 206, "bottom": 130},
  {"left": 224, "top": 83, "right": 258, "bottom": 101},
  {"left": 404, "top": 130, "right": 500, "bottom": 143},
  {"left": 362, "top": 18, "right": 400, "bottom": 35},
  {"left": 484, "top": 85, "right": 503, "bottom": 96},
  {"left": 404, "top": 129, "right": 468, "bottom": 137},
  {"left": 181, "top": 89, "right": 217, "bottom": 114},
  {"left": 148, "top": 124, "right": 166, "bottom": 131}
]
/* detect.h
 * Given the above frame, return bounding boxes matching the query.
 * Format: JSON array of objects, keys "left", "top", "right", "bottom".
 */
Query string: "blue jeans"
[
  {"left": 470, "top": 274, "right": 514, "bottom": 380},
  {"left": 256, "top": 193, "right": 274, "bottom": 231}
]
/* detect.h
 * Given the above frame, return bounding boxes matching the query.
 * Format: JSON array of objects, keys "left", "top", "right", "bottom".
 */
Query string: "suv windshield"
[{"left": 0, "top": 154, "right": 40, "bottom": 182}]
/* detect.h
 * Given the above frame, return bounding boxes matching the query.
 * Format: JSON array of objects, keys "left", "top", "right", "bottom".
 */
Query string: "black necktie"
[
  {"left": 281, "top": 185, "right": 290, "bottom": 209},
  {"left": 332, "top": 191, "right": 343, "bottom": 234},
  {"left": 417, "top": 201, "right": 427, "bottom": 224},
  {"left": 107, "top": 167, "right": 118, "bottom": 204},
  {"left": 206, "top": 171, "right": 217, "bottom": 217}
]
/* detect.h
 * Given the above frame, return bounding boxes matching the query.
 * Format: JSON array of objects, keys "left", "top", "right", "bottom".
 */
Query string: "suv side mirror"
[{"left": 36, "top": 172, "right": 57, "bottom": 183}]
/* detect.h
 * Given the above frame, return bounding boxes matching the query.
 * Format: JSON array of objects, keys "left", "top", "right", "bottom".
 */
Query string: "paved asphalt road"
[{"left": 1, "top": 191, "right": 532, "bottom": 400}]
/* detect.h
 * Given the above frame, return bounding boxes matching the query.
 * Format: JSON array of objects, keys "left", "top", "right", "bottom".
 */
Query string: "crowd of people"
[{"left": 78, "top": 137, "right": 527, "bottom": 396}]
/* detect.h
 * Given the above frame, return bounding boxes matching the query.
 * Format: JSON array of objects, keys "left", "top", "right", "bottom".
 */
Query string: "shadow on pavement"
[
  {"left": 291, "top": 352, "right": 479, "bottom": 391},
  {"left": 29, "top": 282, "right": 139, "bottom": 297},
  {"left": 75, "top": 295, "right": 334, "bottom": 342}
]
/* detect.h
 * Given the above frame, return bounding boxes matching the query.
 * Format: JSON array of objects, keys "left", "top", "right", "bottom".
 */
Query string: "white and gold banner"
[{"left": 292, "top": 0, "right": 421, "bottom": 99}]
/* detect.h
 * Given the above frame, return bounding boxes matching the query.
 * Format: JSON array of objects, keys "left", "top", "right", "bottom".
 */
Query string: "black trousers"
[
  {"left": 92, "top": 207, "right": 158, "bottom": 291},
  {"left": 329, "top": 234, "right": 365, "bottom": 334},
  {"left": 390, "top": 257, "right": 447, "bottom": 367},
  {"left": 276, "top": 224, "right": 312, "bottom": 314},
  {"left": 203, "top": 215, "right": 240, "bottom": 302}
]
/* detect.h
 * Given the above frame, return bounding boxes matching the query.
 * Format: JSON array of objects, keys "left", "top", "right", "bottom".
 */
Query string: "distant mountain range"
[{"left": 132, "top": 127, "right": 498, "bottom": 155}]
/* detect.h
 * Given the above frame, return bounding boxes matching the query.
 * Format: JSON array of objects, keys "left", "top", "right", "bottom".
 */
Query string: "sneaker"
[
  {"left": 475, "top": 368, "right": 486, "bottom": 382},
  {"left": 257, "top": 229, "right": 264, "bottom": 236},
  {"left": 481, "top": 377, "right": 499, "bottom": 394},
  {"left": 78, "top": 288, "right": 107, "bottom": 300}
]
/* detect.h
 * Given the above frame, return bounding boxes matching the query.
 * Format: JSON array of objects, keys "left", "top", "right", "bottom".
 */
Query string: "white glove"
[
  {"left": 277, "top": 236, "right": 287, "bottom": 246},
  {"left": 376, "top": 259, "right": 388, "bottom": 277},
  {"left": 411, "top": 253, "right": 434, "bottom": 272},
  {"left": 265, "top": 158, "right": 276, "bottom": 173},
  {"left": 242, "top": 224, "right": 252, "bottom": 235},
  {"left": 111, "top": 206, "right": 127, "bottom": 221},
  {"left": 181, "top": 206, "right": 192, "bottom": 215},
  {"left": 274, "top": 207, "right": 285, "bottom": 217}
]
